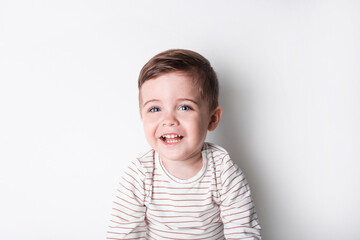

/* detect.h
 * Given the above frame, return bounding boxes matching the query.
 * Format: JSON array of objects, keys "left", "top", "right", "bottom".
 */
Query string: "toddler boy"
[{"left": 107, "top": 49, "right": 261, "bottom": 239}]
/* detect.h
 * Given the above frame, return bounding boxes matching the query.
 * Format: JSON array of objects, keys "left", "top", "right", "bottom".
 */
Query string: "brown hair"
[{"left": 138, "top": 49, "right": 219, "bottom": 111}]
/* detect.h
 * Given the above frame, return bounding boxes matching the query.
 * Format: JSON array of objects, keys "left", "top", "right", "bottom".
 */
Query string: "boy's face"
[{"left": 139, "top": 71, "right": 221, "bottom": 164}]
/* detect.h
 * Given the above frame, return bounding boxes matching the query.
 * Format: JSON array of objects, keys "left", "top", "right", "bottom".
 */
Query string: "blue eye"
[
  {"left": 149, "top": 107, "right": 160, "bottom": 112},
  {"left": 179, "top": 105, "right": 192, "bottom": 111}
]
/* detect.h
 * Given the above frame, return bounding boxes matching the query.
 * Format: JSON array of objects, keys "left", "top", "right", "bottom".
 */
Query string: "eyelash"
[
  {"left": 148, "top": 105, "right": 193, "bottom": 113},
  {"left": 149, "top": 107, "right": 160, "bottom": 112},
  {"left": 179, "top": 105, "right": 192, "bottom": 111}
]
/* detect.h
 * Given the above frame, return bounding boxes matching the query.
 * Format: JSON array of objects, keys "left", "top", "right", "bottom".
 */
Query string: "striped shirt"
[{"left": 107, "top": 143, "right": 261, "bottom": 239}]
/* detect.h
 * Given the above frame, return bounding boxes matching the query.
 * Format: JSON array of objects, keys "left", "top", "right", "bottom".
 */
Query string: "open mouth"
[{"left": 160, "top": 134, "right": 184, "bottom": 144}]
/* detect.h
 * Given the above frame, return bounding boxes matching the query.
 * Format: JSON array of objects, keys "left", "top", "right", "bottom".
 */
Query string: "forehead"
[{"left": 140, "top": 72, "right": 201, "bottom": 101}]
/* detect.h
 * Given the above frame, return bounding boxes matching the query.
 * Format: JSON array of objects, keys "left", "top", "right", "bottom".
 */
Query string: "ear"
[
  {"left": 208, "top": 106, "right": 222, "bottom": 131},
  {"left": 139, "top": 92, "right": 144, "bottom": 120},
  {"left": 139, "top": 109, "right": 143, "bottom": 120}
]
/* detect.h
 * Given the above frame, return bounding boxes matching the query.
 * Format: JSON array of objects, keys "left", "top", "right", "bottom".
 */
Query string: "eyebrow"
[
  {"left": 142, "top": 98, "right": 200, "bottom": 108},
  {"left": 142, "top": 99, "right": 160, "bottom": 108},
  {"left": 178, "top": 98, "right": 200, "bottom": 106}
]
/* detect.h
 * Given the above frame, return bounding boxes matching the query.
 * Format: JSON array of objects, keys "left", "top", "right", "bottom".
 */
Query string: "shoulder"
[
  {"left": 136, "top": 149, "right": 155, "bottom": 166},
  {"left": 204, "top": 142, "right": 228, "bottom": 153},
  {"left": 204, "top": 142, "right": 231, "bottom": 164},
  {"left": 204, "top": 142, "right": 240, "bottom": 174},
  {"left": 125, "top": 149, "right": 155, "bottom": 178}
]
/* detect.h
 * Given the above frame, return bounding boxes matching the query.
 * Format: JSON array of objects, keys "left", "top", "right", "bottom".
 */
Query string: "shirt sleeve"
[
  {"left": 107, "top": 158, "right": 147, "bottom": 239},
  {"left": 218, "top": 155, "right": 262, "bottom": 239}
]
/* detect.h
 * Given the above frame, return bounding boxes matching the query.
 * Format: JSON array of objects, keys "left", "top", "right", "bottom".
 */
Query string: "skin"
[{"left": 139, "top": 71, "right": 222, "bottom": 180}]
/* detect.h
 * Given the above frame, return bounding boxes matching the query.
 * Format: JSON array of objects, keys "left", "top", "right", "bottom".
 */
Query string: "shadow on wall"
[
  {"left": 211, "top": 72, "right": 264, "bottom": 202},
  {"left": 212, "top": 70, "right": 283, "bottom": 240}
]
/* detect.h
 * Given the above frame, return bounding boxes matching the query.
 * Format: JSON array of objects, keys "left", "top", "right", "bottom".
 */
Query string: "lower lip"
[{"left": 161, "top": 138, "right": 183, "bottom": 146}]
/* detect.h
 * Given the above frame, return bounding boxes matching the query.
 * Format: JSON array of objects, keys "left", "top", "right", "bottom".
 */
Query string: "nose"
[{"left": 162, "top": 111, "right": 179, "bottom": 126}]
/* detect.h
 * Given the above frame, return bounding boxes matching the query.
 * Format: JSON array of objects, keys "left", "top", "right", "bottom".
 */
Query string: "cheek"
[
  {"left": 143, "top": 121, "right": 153, "bottom": 132},
  {"left": 143, "top": 117, "right": 158, "bottom": 135},
  {"left": 186, "top": 115, "right": 208, "bottom": 135},
  {"left": 197, "top": 115, "right": 211, "bottom": 136}
]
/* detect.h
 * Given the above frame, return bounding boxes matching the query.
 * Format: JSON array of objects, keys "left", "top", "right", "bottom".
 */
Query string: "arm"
[
  {"left": 219, "top": 155, "right": 261, "bottom": 240},
  {"left": 107, "top": 159, "right": 147, "bottom": 239}
]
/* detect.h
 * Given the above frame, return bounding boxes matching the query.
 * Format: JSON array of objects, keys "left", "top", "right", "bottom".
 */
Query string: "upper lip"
[{"left": 159, "top": 133, "right": 184, "bottom": 139}]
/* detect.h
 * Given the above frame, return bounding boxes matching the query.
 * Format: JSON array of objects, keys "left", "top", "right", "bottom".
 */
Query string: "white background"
[{"left": 1, "top": 1, "right": 359, "bottom": 239}]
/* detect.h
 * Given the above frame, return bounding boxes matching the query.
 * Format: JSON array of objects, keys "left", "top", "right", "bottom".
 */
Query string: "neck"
[{"left": 160, "top": 153, "right": 203, "bottom": 180}]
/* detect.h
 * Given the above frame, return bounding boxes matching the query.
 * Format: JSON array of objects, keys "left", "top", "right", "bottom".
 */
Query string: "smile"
[{"left": 160, "top": 134, "right": 184, "bottom": 144}]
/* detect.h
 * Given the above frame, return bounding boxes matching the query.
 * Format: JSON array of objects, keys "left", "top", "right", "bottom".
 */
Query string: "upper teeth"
[{"left": 163, "top": 134, "right": 181, "bottom": 139}]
